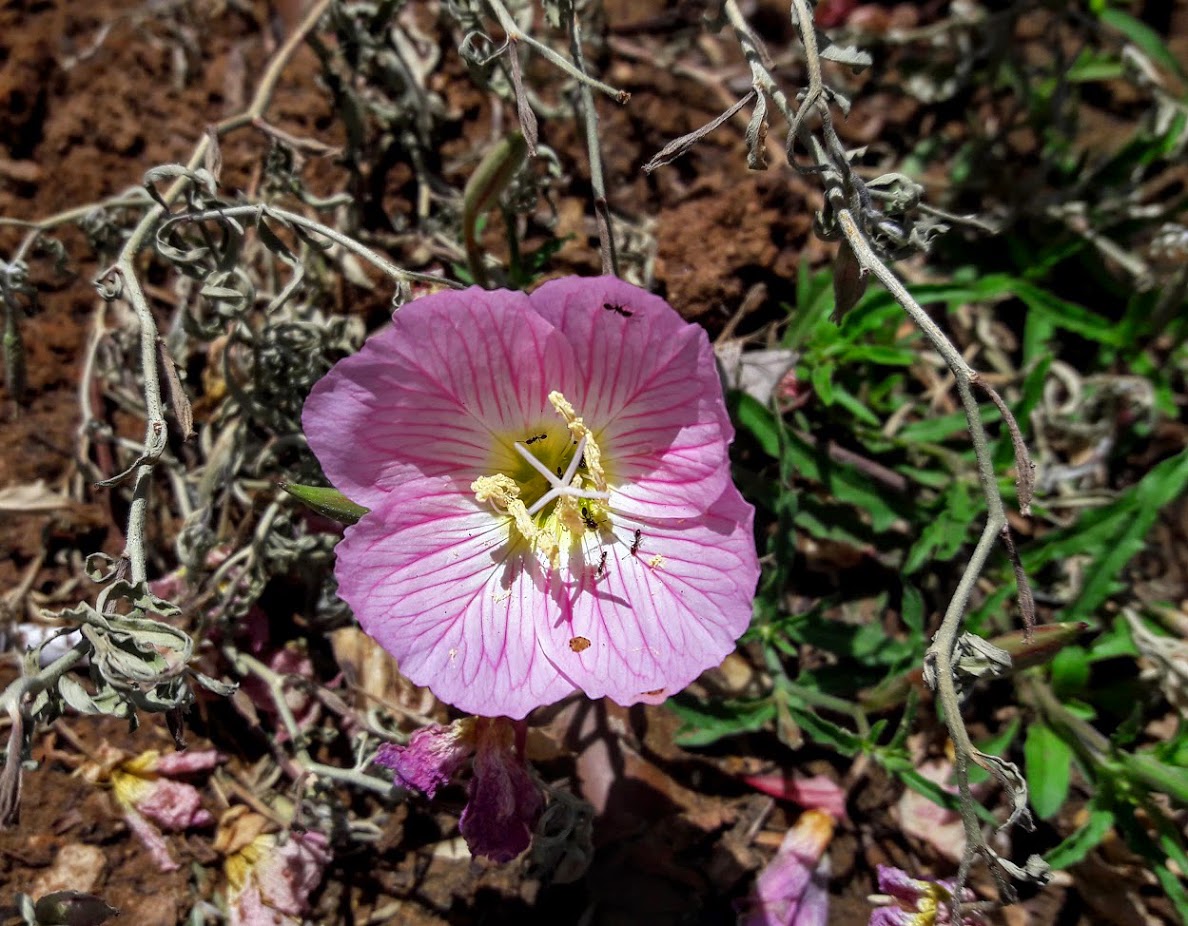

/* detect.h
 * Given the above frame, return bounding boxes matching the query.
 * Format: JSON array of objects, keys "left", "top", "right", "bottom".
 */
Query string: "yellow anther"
[
  {"left": 472, "top": 473, "right": 520, "bottom": 506},
  {"left": 548, "top": 390, "right": 607, "bottom": 490},
  {"left": 473, "top": 474, "right": 539, "bottom": 544}
]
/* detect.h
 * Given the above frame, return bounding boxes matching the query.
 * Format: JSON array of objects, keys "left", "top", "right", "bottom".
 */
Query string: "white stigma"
[{"left": 516, "top": 433, "right": 610, "bottom": 516}]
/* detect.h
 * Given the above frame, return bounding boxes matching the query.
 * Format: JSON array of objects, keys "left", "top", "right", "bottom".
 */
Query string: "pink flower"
[
  {"left": 738, "top": 810, "right": 834, "bottom": 926},
  {"left": 221, "top": 814, "right": 331, "bottom": 926},
  {"left": 303, "top": 277, "right": 759, "bottom": 718},
  {"left": 868, "top": 866, "right": 984, "bottom": 926},
  {"left": 84, "top": 746, "right": 219, "bottom": 872},
  {"left": 376, "top": 716, "right": 543, "bottom": 863}
]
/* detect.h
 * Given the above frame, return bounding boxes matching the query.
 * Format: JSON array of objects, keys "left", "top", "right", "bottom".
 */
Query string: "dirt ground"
[{"left": 0, "top": 1, "right": 1185, "bottom": 924}]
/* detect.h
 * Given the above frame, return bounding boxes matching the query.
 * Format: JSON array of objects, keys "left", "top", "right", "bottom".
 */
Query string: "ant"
[
  {"left": 602, "top": 301, "right": 633, "bottom": 318},
  {"left": 595, "top": 550, "right": 608, "bottom": 579},
  {"left": 580, "top": 506, "right": 599, "bottom": 530},
  {"left": 629, "top": 528, "right": 643, "bottom": 555},
  {"left": 525, "top": 433, "right": 547, "bottom": 445}
]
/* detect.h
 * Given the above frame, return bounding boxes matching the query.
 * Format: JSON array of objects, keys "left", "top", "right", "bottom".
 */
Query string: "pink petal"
[
  {"left": 874, "top": 865, "right": 932, "bottom": 903},
  {"left": 895, "top": 759, "right": 966, "bottom": 862},
  {"left": 254, "top": 832, "right": 331, "bottom": 916},
  {"left": 151, "top": 748, "right": 220, "bottom": 776},
  {"left": 741, "top": 772, "right": 848, "bottom": 820},
  {"left": 740, "top": 811, "right": 834, "bottom": 926},
  {"left": 868, "top": 908, "right": 915, "bottom": 926},
  {"left": 303, "top": 288, "right": 576, "bottom": 510},
  {"left": 534, "top": 483, "right": 758, "bottom": 706},
  {"left": 123, "top": 806, "right": 178, "bottom": 872},
  {"left": 137, "top": 779, "right": 214, "bottom": 830},
  {"left": 458, "top": 719, "right": 543, "bottom": 863},
  {"left": 334, "top": 476, "right": 574, "bottom": 718},
  {"left": 231, "top": 883, "right": 287, "bottom": 926},
  {"left": 374, "top": 721, "right": 474, "bottom": 798},
  {"left": 529, "top": 277, "right": 734, "bottom": 518}
]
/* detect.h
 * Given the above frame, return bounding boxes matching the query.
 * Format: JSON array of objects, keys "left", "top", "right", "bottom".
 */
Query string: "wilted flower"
[
  {"left": 868, "top": 865, "right": 985, "bottom": 926},
  {"left": 376, "top": 716, "right": 543, "bottom": 863},
  {"left": 218, "top": 809, "right": 331, "bottom": 926},
  {"left": 303, "top": 277, "right": 759, "bottom": 718},
  {"left": 739, "top": 809, "right": 834, "bottom": 926},
  {"left": 83, "top": 745, "right": 219, "bottom": 872}
]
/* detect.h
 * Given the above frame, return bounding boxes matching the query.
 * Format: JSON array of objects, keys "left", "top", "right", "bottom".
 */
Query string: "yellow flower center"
[{"left": 471, "top": 391, "right": 611, "bottom": 568}]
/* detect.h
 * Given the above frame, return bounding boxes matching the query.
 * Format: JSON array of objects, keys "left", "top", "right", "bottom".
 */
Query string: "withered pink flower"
[
  {"left": 739, "top": 810, "right": 834, "bottom": 926},
  {"left": 303, "top": 277, "right": 759, "bottom": 718},
  {"left": 376, "top": 716, "right": 543, "bottom": 863},
  {"left": 868, "top": 865, "right": 984, "bottom": 926},
  {"left": 86, "top": 747, "right": 219, "bottom": 872},
  {"left": 225, "top": 828, "right": 331, "bottom": 926},
  {"left": 377, "top": 718, "right": 475, "bottom": 798}
]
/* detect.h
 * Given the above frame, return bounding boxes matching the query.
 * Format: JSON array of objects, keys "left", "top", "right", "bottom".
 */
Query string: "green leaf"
[
  {"left": 1025, "top": 723, "right": 1073, "bottom": 819},
  {"left": 1009, "top": 278, "right": 1124, "bottom": 346},
  {"left": 1044, "top": 806, "right": 1115, "bottom": 869},
  {"left": 787, "top": 705, "right": 863, "bottom": 756},
  {"left": 733, "top": 394, "right": 910, "bottom": 531},
  {"left": 810, "top": 362, "right": 835, "bottom": 406},
  {"left": 668, "top": 696, "right": 776, "bottom": 747},
  {"left": 1050, "top": 646, "right": 1090, "bottom": 697},
  {"left": 897, "top": 406, "right": 1002, "bottom": 444},
  {"left": 733, "top": 393, "right": 781, "bottom": 458},
  {"left": 903, "top": 482, "right": 982, "bottom": 575},
  {"left": 831, "top": 384, "right": 882, "bottom": 427},
  {"left": 1098, "top": 8, "right": 1186, "bottom": 79}
]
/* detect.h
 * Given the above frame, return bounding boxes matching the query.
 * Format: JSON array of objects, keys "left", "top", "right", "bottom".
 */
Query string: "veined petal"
[
  {"left": 303, "top": 288, "right": 576, "bottom": 509},
  {"left": 528, "top": 277, "right": 734, "bottom": 516},
  {"left": 334, "top": 476, "right": 574, "bottom": 719},
  {"left": 535, "top": 483, "right": 758, "bottom": 705}
]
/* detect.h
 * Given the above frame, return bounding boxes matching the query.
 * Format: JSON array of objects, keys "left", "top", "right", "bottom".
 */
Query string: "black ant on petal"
[{"left": 630, "top": 528, "right": 643, "bottom": 555}]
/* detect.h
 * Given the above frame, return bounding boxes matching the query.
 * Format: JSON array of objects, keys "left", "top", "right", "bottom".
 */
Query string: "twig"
[
  {"left": 159, "top": 204, "right": 458, "bottom": 290},
  {"left": 0, "top": 642, "right": 90, "bottom": 721},
  {"left": 484, "top": 0, "right": 629, "bottom": 104},
  {"left": 223, "top": 647, "right": 397, "bottom": 799},
  {"left": 707, "top": 0, "right": 1043, "bottom": 909},
  {"left": 96, "top": 0, "right": 334, "bottom": 585},
  {"left": 561, "top": 1, "right": 619, "bottom": 276}
]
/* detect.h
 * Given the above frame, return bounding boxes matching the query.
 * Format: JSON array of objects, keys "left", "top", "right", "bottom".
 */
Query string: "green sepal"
[{"left": 281, "top": 482, "right": 368, "bottom": 525}]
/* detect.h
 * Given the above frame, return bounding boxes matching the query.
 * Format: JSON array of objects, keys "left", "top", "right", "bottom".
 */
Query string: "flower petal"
[
  {"left": 151, "top": 748, "right": 220, "bottom": 776},
  {"left": 303, "top": 287, "right": 576, "bottom": 509},
  {"left": 137, "top": 779, "right": 214, "bottom": 830},
  {"left": 535, "top": 483, "right": 758, "bottom": 705},
  {"left": 334, "top": 476, "right": 574, "bottom": 718},
  {"left": 528, "top": 277, "right": 734, "bottom": 517},
  {"left": 254, "top": 832, "right": 331, "bottom": 917},
  {"left": 123, "top": 806, "right": 179, "bottom": 873},
  {"left": 458, "top": 718, "right": 543, "bottom": 863},
  {"left": 374, "top": 720, "right": 474, "bottom": 798}
]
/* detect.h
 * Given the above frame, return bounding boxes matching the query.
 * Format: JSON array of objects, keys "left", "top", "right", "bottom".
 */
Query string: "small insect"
[
  {"left": 525, "top": 433, "right": 547, "bottom": 445},
  {"left": 595, "top": 550, "right": 608, "bottom": 579},
  {"left": 602, "top": 301, "right": 634, "bottom": 318},
  {"left": 556, "top": 465, "right": 564, "bottom": 478},
  {"left": 630, "top": 528, "right": 643, "bottom": 555},
  {"left": 581, "top": 506, "right": 599, "bottom": 530}
]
